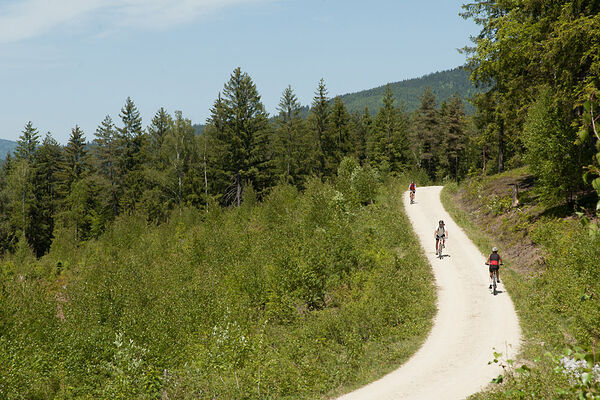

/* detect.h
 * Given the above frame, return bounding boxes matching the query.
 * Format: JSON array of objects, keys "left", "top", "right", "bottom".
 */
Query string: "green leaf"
[
  {"left": 592, "top": 178, "right": 600, "bottom": 193},
  {"left": 584, "top": 100, "right": 591, "bottom": 113},
  {"left": 578, "top": 127, "right": 589, "bottom": 144},
  {"left": 516, "top": 364, "right": 531, "bottom": 375},
  {"left": 581, "top": 372, "right": 591, "bottom": 385},
  {"left": 583, "top": 171, "right": 591, "bottom": 184}
]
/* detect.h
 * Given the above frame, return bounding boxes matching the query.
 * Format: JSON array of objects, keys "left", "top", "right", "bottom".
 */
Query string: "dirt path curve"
[{"left": 338, "top": 186, "right": 521, "bottom": 400}]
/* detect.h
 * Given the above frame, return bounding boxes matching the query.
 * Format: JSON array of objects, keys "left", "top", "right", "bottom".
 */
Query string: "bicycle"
[
  {"left": 410, "top": 191, "right": 415, "bottom": 204},
  {"left": 436, "top": 236, "right": 445, "bottom": 259},
  {"left": 486, "top": 263, "right": 503, "bottom": 295}
]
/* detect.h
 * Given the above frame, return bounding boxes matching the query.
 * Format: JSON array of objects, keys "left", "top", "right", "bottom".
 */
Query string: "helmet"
[
  {"left": 492, "top": 247, "right": 498, "bottom": 252},
  {"left": 439, "top": 220, "right": 444, "bottom": 225}
]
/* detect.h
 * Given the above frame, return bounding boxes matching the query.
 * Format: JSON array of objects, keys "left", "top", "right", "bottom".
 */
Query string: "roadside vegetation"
[
  {"left": 0, "top": 165, "right": 436, "bottom": 399},
  {"left": 442, "top": 169, "right": 600, "bottom": 399}
]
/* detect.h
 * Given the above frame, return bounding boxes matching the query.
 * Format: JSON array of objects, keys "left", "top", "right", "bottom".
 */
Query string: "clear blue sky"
[{"left": 0, "top": 0, "right": 479, "bottom": 143}]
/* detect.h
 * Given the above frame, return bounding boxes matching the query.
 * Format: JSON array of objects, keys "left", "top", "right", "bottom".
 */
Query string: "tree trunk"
[
  {"left": 511, "top": 184, "right": 519, "bottom": 207},
  {"left": 236, "top": 173, "right": 242, "bottom": 207},
  {"left": 203, "top": 135, "right": 208, "bottom": 211},
  {"left": 498, "top": 119, "right": 504, "bottom": 173},
  {"left": 22, "top": 190, "right": 26, "bottom": 239},
  {"left": 482, "top": 145, "right": 486, "bottom": 173},
  {"left": 455, "top": 154, "right": 459, "bottom": 181}
]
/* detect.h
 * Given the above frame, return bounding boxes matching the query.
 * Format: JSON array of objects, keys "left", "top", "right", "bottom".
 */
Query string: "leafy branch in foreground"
[{"left": 578, "top": 92, "right": 600, "bottom": 212}]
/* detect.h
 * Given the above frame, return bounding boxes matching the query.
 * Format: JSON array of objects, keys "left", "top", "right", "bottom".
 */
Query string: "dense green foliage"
[
  {"left": 0, "top": 173, "right": 435, "bottom": 398},
  {"left": 461, "top": 0, "right": 600, "bottom": 202},
  {"left": 442, "top": 171, "right": 600, "bottom": 399}
]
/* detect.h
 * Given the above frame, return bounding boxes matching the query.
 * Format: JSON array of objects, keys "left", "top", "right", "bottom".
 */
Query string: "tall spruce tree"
[
  {"left": 117, "top": 97, "right": 146, "bottom": 211},
  {"left": 441, "top": 95, "right": 467, "bottom": 180},
  {"left": 412, "top": 87, "right": 440, "bottom": 178},
  {"left": 351, "top": 107, "right": 372, "bottom": 162},
  {"left": 274, "top": 85, "right": 306, "bottom": 185},
  {"left": 10, "top": 122, "right": 41, "bottom": 253},
  {"left": 93, "top": 115, "right": 121, "bottom": 217},
  {"left": 147, "top": 107, "right": 172, "bottom": 161},
  {"left": 207, "top": 68, "right": 271, "bottom": 206},
  {"left": 327, "top": 97, "right": 352, "bottom": 173},
  {"left": 59, "top": 125, "right": 88, "bottom": 193},
  {"left": 4, "top": 159, "right": 34, "bottom": 246},
  {"left": 35, "top": 133, "right": 63, "bottom": 254},
  {"left": 368, "top": 85, "right": 409, "bottom": 172},
  {"left": 15, "top": 121, "right": 40, "bottom": 163},
  {"left": 308, "top": 79, "right": 330, "bottom": 176}
]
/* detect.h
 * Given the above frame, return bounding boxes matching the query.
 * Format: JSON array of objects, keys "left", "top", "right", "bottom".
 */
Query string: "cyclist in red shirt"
[
  {"left": 409, "top": 181, "right": 416, "bottom": 203},
  {"left": 485, "top": 247, "right": 503, "bottom": 289}
]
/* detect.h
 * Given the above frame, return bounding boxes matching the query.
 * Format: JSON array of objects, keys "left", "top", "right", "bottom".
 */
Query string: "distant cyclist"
[
  {"left": 434, "top": 220, "right": 447, "bottom": 255},
  {"left": 485, "top": 247, "right": 503, "bottom": 289},
  {"left": 409, "top": 181, "right": 416, "bottom": 203}
]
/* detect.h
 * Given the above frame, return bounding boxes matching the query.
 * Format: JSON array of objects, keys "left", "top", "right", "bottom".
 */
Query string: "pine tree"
[
  {"left": 147, "top": 107, "right": 172, "bottom": 161},
  {"left": 274, "top": 85, "right": 306, "bottom": 185},
  {"left": 206, "top": 68, "right": 271, "bottom": 206},
  {"left": 327, "top": 97, "right": 352, "bottom": 173},
  {"left": 351, "top": 107, "right": 372, "bottom": 162},
  {"left": 205, "top": 94, "right": 229, "bottom": 203},
  {"left": 117, "top": 97, "right": 146, "bottom": 211},
  {"left": 442, "top": 95, "right": 467, "bottom": 180},
  {"left": 117, "top": 97, "right": 144, "bottom": 170},
  {"left": 4, "top": 159, "right": 33, "bottom": 245},
  {"left": 35, "top": 133, "right": 63, "bottom": 253},
  {"left": 0, "top": 155, "right": 16, "bottom": 253},
  {"left": 412, "top": 87, "right": 440, "bottom": 178},
  {"left": 93, "top": 115, "right": 120, "bottom": 217},
  {"left": 308, "top": 79, "right": 330, "bottom": 176},
  {"left": 15, "top": 121, "right": 40, "bottom": 163},
  {"left": 60, "top": 125, "right": 88, "bottom": 192},
  {"left": 368, "top": 85, "right": 409, "bottom": 172}
]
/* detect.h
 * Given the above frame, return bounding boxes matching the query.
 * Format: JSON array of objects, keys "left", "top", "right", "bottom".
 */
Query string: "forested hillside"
[
  {"left": 190, "top": 67, "right": 477, "bottom": 135},
  {"left": 338, "top": 67, "right": 478, "bottom": 114},
  {"left": 0, "top": 139, "right": 17, "bottom": 160},
  {"left": 0, "top": 68, "right": 473, "bottom": 257}
]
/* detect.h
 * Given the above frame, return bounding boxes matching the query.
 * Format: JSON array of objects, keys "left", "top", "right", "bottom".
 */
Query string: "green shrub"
[{"left": 0, "top": 177, "right": 435, "bottom": 399}]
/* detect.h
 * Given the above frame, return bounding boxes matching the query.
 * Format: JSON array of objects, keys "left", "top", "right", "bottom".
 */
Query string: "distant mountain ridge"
[
  {"left": 337, "top": 67, "right": 478, "bottom": 114},
  {"left": 194, "top": 67, "right": 477, "bottom": 133},
  {"left": 0, "top": 139, "right": 17, "bottom": 160}
]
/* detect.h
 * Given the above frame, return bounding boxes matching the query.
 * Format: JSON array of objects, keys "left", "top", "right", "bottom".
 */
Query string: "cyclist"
[
  {"left": 434, "top": 220, "right": 447, "bottom": 255},
  {"left": 485, "top": 247, "right": 503, "bottom": 289},
  {"left": 409, "top": 181, "right": 416, "bottom": 203}
]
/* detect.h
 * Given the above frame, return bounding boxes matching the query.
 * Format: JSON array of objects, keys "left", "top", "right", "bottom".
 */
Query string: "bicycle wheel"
[{"left": 492, "top": 272, "right": 497, "bottom": 295}]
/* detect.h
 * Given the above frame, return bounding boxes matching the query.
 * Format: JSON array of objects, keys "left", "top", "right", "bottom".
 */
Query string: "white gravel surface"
[{"left": 337, "top": 186, "right": 521, "bottom": 400}]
